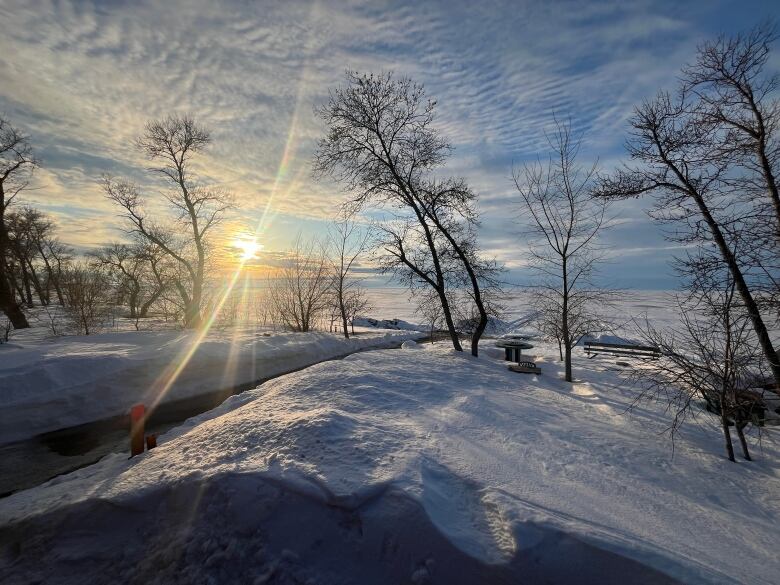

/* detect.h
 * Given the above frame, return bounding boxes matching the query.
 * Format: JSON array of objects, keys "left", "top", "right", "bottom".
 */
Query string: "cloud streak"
[{"left": 1, "top": 0, "right": 776, "bottom": 286}]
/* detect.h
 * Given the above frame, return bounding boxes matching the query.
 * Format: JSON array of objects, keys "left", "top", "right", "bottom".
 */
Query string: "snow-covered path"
[
  {"left": 1, "top": 342, "right": 778, "bottom": 584},
  {"left": 0, "top": 327, "right": 419, "bottom": 445}
]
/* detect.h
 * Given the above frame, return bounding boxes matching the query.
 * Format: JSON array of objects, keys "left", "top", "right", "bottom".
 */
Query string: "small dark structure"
[
  {"left": 496, "top": 336, "right": 541, "bottom": 375},
  {"left": 509, "top": 361, "right": 542, "bottom": 375},
  {"left": 495, "top": 336, "right": 534, "bottom": 362},
  {"left": 584, "top": 340, "right": 661, "bottom": 361}
]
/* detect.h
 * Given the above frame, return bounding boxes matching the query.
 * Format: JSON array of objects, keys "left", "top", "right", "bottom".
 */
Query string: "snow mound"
[
  {"left": 0, "top": 471, "right": 677, "bottom": 585},
  {"left": 1, "top": 343, "right": 778, "bottom": 583},
  {"left": 401, "top": 340, "right": 421, "bottom": 349}
]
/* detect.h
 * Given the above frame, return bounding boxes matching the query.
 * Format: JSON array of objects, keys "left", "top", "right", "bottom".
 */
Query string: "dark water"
[{"left": 0, "top": 337, "right": 433, "bottom": 497}]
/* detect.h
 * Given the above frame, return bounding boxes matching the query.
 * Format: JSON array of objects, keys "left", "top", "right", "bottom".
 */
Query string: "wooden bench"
[
  {"left": 509, "top": 360, "right": 542, "bottom": 375},
  {"left": 583, "top": 341, "right": 661, "bottom": 361}
]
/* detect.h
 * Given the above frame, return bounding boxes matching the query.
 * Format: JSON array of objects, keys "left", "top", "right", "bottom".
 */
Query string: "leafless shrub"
[
  {"left": 61, "top": 263, "right": 112, "bottom": 335},
  {"left": 269, "top": 237, "right": 331, "bottom": 332},
  {"left": 632, "top": 280, "right": 768, "bottom": 462}
]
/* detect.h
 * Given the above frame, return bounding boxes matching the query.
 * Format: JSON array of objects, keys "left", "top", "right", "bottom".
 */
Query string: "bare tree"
[
  {"left": 415, "top": 290, "right": 444, "bottom": 344},
  {"left": 269, "top": 236, "right": 331, "bottom": 332},
  {"left": 682, "top": 22, "right": 780, "bottom": 239},
  {"left": 530, "top": 287, "right": 611, "bottom": 362},
  {"left": 417, "top": 178, "right": 503, "bottom": 355},
  {"left": 315, "top": 72, "right": 499, "bottom": 355},
  {"left": 329, "top": 215, "right": 369, "bottom": 338},
  {"left": 681, "top": 23, "right": 780, "bottom": 323},
  {"left": 93, "top": 241, "right": 167, "bottom": 319},
  {"left": 597, "top": 88, "right": 780, "bottom": 393},
  {"left": 514, "top": 119, "right": 611, "bottom": 382},
  {"left": 62, "top": 262, "right": 111, "bottom": 335},
  {"left": 104, "top": 115, "right": 231, "bottom": 328},
  {"left": 0, "top": 117, "right": 38, "bottom": 328},
  {"left": 344, "top": 284, "right": 371, "bottom": 334},
  {"left": 24, "top": 207, "right": 69, "bottom": 306},
  {"left": 373, "top": 217, "right": 462, "bottom": 339},
  {"left": 634, "top": 277, "right": 766, "bottom": 462},
  {"left": 5, "top": 207, "right": 71, "bottom": 307},
  {"left": 5, "top": 210, "right": 42, "bottom": 305}
]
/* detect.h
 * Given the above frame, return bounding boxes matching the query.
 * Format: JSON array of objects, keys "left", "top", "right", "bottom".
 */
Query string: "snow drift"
[
  {"left": 1, "top": 343, "right": 778, "bottom": 583},
  {"left": 0, "top": 327, "right": 419, "bottom": 444}
]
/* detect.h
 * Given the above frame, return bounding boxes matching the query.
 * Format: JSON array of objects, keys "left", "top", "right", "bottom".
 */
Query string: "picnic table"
[
  {"left": 496, "top": 336, "right": 541, "bottom": 374},
  {"left": 495, "top": 336, "right": 534, "bottom": 362}
]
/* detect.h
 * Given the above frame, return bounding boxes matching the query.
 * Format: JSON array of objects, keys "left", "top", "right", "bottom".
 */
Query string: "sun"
[{"left": 232, "top": 236, "right": 262, "bottom": 261}]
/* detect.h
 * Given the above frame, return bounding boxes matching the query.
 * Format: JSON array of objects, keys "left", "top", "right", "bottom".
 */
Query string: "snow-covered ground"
[
  {"left": 1, "top": 340, "right": 778, "bottom": 584},
  {"left": 0, "top": 327, "right": 420, "bottom": 445}
]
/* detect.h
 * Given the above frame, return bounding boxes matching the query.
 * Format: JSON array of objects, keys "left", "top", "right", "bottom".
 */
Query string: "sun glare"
[{"left": 233, "top": 236, "right": 262, "bottom": 261}]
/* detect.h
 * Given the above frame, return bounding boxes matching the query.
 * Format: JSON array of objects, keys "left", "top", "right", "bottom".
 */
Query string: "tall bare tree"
[
  {"left": 24, "top": 207, "right": 69, "bottom": 306},
  {"left": 514, "top": 119, "right": 611, "bottom": 382},
  {"left": 416, "top": 289, "right": 444, "bottom": 344},
  {"left": 683, "top": 22, "right": 780, "bottom": 240},
  {"left": 417, "top": 178, "right": 503, "bottom": 355},
  {"left": 681, "top": 23, "right": 780, "bottom": 323},
  {"left": 597, "top": 88, "right": 780, "bottom": 393},
  {"left": 314, "top": 72, "right": 498, "bottom": 355},
  {"left": 329, "top": 215, "right": 369, "bottom": 338},
  {"left": 0, "top": 117, "right": 37, "bottom": 328},
  {"left": 5, "top": 207, "right": 70, "bottom": 307},
  {"left": 104, "top": 115, "right": 231, "bottom": 328}
]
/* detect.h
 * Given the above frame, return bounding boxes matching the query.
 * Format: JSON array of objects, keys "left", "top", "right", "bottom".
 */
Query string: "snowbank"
[
  {"left": 1, "top": 342, "right": 778, "bottom": 583},
  {"left": 0, "top": 327, "right": 419, "bottom": 445},
  {"left": 352, "top": 316, "right": 421, "bottom": 330}
]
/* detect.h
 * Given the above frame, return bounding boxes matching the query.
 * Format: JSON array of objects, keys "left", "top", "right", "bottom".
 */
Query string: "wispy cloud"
[{"left": 0, "top": 0, "right": 776, "bottom": 286}]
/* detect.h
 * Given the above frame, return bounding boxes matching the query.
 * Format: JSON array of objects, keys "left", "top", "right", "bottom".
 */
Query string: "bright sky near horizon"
[{"left": 2, "top": 0, "right": 779, "bottom": 288}]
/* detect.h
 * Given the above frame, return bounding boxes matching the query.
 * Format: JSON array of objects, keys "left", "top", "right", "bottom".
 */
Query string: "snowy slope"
[
  {"left": 1, "top": 341, "right": 778, "bottom": 584},
  {"left": 0, "top": 327, "right": 419, "bottom": 444}
]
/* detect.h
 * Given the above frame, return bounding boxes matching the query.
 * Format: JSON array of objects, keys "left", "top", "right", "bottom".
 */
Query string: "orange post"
[
  {"left": 130, "top": 403, "right": 145, "bottom": 457},
  {"left": 145, "top": 434, "right": 157, "bottom": 450}
]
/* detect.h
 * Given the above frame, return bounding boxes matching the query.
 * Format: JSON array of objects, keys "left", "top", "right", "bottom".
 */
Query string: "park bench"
[{"left": 583, "top": 340, "right": 661, "bottom": 361}]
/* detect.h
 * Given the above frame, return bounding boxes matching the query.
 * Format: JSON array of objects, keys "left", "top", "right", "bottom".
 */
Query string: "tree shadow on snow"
[{"left": 0, "top": 469, "right": 685, "bottom": 585}]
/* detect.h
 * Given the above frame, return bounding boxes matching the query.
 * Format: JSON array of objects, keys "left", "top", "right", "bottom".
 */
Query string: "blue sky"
[{"left": 1, "top": 0, "right": 778, "bottom": 289}]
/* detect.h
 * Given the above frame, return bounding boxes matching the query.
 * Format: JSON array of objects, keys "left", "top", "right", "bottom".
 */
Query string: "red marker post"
[{"left": 130, "top": 403, "right": 146, "bottom": 457}]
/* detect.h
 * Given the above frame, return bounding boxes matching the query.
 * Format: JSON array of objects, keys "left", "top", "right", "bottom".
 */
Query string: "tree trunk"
[
  {"left": 20, "top": 265, "right": 32, "bottom": 306},
  {"left": 139, "top": 288, "right": 163, "bottom": 318},
  {"left": 437, "top": 288, "right": 462, "bottom": 351},
  {"left": 757, "top": 144, "right": 780, "bottom": 242},
  {"left": 693, "top": 194, "right": 780, "bottom": 392},
  {"left": 186, "top": 283, "right": 202, "bottom": 329},
  {"left": 26, "top": 259, "right": 46, "bottom": 305},
  {"left": 128, "top": 287, "right": 140, "bottom": 319},
  {"left": 562, "top": 261, "right": 572, "bottom": 382},
  {"left": 423, "top": 209, "right": 488, "bottom": 357},
  {"left": 339, "top": 287, "right": 349, "bottom": 339},
  {"left": 736, "top": 422, "right": 752, "bottom": 461},
  {"left": 0, "top": 272, "right": 28, "bottom": 328},
  {"left": 0, "top": 184, "right": 29, "bottom": 327},
  {"left": 720, "top": 408, "right": 735, "bottom": 462}
]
